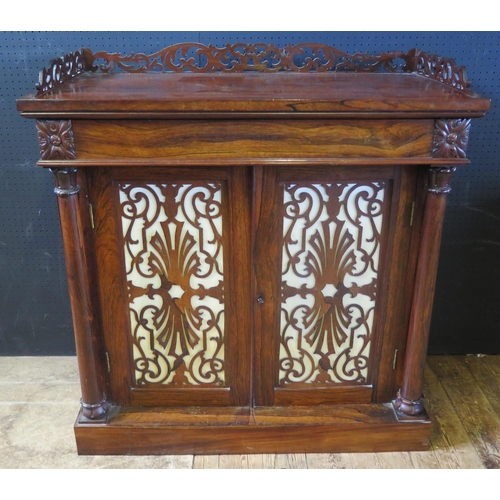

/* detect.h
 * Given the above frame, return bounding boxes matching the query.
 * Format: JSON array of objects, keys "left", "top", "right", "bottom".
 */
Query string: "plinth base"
[{"left": 74, "top": 404, "right": 431, "bottom": 455}]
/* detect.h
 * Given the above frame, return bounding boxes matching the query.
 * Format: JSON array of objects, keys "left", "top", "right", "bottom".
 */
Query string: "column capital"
[
  {"left": 427, "top": 166, "right": 456, "bottom": 195},
  {"left": 50, "top": 167, "right": 81, "bottom": 197}
]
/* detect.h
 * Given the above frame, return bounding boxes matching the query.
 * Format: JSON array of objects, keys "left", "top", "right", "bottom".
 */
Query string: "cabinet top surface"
[{"left": 16, "top": 44, "right": 490, "bottom": 117}]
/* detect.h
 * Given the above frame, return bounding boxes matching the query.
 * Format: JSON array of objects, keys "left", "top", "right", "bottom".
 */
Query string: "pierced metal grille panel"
[
  {"left": 119, "top": 183, "right": 225, "bottom": 386},
  {"left": 279, "top": 182, "right": 385, "bottom": 385}
]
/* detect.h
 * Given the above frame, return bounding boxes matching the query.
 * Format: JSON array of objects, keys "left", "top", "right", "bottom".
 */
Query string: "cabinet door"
[
  {"left": 89, "top": 166, "right": 252, "bottom": 407},
  {"left": 253, "top": 165, "right": 418, "bottom": 406}
]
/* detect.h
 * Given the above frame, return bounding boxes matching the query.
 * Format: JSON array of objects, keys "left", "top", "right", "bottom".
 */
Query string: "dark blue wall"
[{"left": 1, "top": 31, "right": 499, "bottom": 354}]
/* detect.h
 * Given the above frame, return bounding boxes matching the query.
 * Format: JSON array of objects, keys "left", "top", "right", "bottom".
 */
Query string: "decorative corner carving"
[
  {"left": 394, "top": 389, "right": 425, "bottom": 416},
  {"left": 37, "top": 120, "right": 77, "bottom": 160},
  {"left": 91, "top": 43, "right": 409, "bottom": 74},
  {"left": 80, "top": 398, "right": 109, "bottom": 420},
  {"left": 408, "top": 49, "right": 471, "bottom": 92},
  {"left": 36, "top": 48, "right": 93, "bottom": 96},
  {"left": 432, "top": 119, "right": 472, "bottom": 159},
  {"left": 50, "top": 167, "right": 80, "bottom": 197}
]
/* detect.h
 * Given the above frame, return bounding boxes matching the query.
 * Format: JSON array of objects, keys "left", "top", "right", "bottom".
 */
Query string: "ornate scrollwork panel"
[
  {"left": 279, "top": 182, "right": 385, "bottom": 385},
  {"left": 36, "top": 48, "right": 91, "bottom": 96},
  {"left": 91, "top": 43, "right": 408, "bottom": 74},
  {"left": 411, "top": 49, "right": 470, "bottom": 92},
  {"left": 119, "top": 182, "right": 225, "bottom": 387},
  {"left": 33, "top": 45, "right": 474, "bottom": 95}
]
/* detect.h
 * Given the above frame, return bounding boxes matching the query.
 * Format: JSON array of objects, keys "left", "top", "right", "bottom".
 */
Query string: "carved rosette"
[
  {"left": 432, "top": 119, "right": 471, "bottom": 159},
  {"left": 37, "top": 120, "right": 77, "bottom": 160}
]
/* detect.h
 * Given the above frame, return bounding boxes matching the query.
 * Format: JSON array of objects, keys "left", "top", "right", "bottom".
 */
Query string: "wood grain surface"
[
  {"left": 75, "top": 402, "right": 431, "bottom": 455},
  {"left": 72, "top": 119, "right": 434, "bottom": 161},
  {"left": 17, "top": 72, "right": 490, "bottom": 114}
]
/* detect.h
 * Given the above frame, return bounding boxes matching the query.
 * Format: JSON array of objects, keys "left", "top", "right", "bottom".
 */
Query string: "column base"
[
  {"left": 393, "top": 389, "right": 426, "bottom": 417},
  {"left": 80, "top": 398, "right": 110, "bottom": 422}
]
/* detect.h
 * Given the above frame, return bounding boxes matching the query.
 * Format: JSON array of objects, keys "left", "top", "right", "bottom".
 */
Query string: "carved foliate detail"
[
  {"left": 36, "top": 49, "right": 92, "bottom": 96},
  {"left": 432, "top": 119, "right": 472, "bottom": 159},
  {"left": 33, "top": 45, "right": 474, "bottom": 95},
  {"left": 409, "top": 49, "right": 470, "bottom": 92},
  {"left": 279, "top": 182, "right": 385, "bottom": 385},
  {"left": 37, "top": 120, "right": 76, "bottom": 160},
  {"left": 50, "top": 167, "right": 80, "bottom": 197},
  {"left": 119, "top": 183, "right": 225, "bottom": 387},
  {"left": 91, "top": 43, "right": 409, "bottom": 74}
]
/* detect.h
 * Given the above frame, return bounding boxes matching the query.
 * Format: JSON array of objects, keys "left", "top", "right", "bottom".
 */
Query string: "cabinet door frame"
[
  {"left": 252, "top": 164, "right": 418, "bottom": 406},
  {"left": 89, "top": 165, "right": 253, "bottom": 407}
]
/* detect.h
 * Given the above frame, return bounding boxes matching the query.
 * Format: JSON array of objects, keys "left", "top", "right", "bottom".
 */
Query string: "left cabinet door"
[{"left": 88, "top": 166, "right": 252, "bottom": 408}]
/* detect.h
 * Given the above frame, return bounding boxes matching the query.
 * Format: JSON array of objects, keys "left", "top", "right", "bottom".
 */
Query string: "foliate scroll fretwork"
[
  {"left": 32, "top": 43, "right": 471, "bottom": 96},
  {"left": 37, "top": 120, "right": 76, "bottom": 160},
  {"left": 91, "top": 43, "right": 409, "bottom": 74},
  {"left": 36, "top": 48, "right": 93, "bottom": 96},
  {"left": 408, "top": 48, "right": 471, "bottom": 92},
  {"left": 432, "top": 119, "right": 471, "bottom": 159},
  {"left": 279, "top": 182, "right": 385, "bottom": 385},
  {"left": 119, "top": 183, "right": 225, "bottom": 387},
  {"left": 50, "top": 167, "right": 80, "bottom": 198},
  {"left": 34, "top": 45, "right": 473, "bottom": 94}
]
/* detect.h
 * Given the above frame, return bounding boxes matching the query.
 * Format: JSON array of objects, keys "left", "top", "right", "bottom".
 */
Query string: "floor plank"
[
  {"left": 248, "top": 454, "right": 276, "bottom": 468},
  {"left": 218, "top": 454, "right": 250, "bottom": 469},
  {"left": 423, "top": 362, "right": 484, "bottom": 468},
  {"left": 464, "top": 355, "right": 500, "bottom": 415},
  {"left": 348, "top": 453, "right": 385, "bottom": 468},
  {"left": 427, "top": 356, "right": 500, "bottom": 469},
  {"left": 306, "top": 453, "right": 353, "bottom": 469},
  {"left": 274, "top": 454, "right": 309, "bottom": 469},
  {"left": 192, "top": 455, "right": 219, "bottom": 469}
]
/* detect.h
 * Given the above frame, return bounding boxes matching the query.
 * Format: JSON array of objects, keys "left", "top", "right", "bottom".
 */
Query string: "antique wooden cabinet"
[{"left": 17, "top": 44, "right": 490, "bottom": 455}]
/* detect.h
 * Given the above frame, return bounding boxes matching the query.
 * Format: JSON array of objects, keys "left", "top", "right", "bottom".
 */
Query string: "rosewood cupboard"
[{"left": 17, "top": 44, "right": 490, "bottom": 455}]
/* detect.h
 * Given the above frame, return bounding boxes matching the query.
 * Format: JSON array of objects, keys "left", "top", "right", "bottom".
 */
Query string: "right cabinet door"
[{"left": 253, "top": 165, "right": 420, "bottom": 407}]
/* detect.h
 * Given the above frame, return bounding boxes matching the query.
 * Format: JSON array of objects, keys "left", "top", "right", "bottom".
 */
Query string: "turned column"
[
  {"left": 37, "top": 120, "right": 108, "bottom": 420},
  {"left": 395, "top": 166, "right": 455, "bottom": 416}
]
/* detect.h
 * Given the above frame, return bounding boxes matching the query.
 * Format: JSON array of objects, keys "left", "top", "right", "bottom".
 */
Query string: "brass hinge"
[
  {"left": 89, "top": 203, "right": 95, "bottom": 229},
  {"left": 409, "top": 202, "right": 415, "bottom": 226},
  {"left": 105, "top": 352, "right": 111, "bottom": 373},
  {"left": 393, "top": 349, "right": 398, "bottom": 370}
]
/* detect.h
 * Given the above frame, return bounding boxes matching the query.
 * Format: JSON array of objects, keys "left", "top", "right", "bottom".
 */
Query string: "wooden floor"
[{"left": 1, "top": 355, "right": 500, "bottom": 468}]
